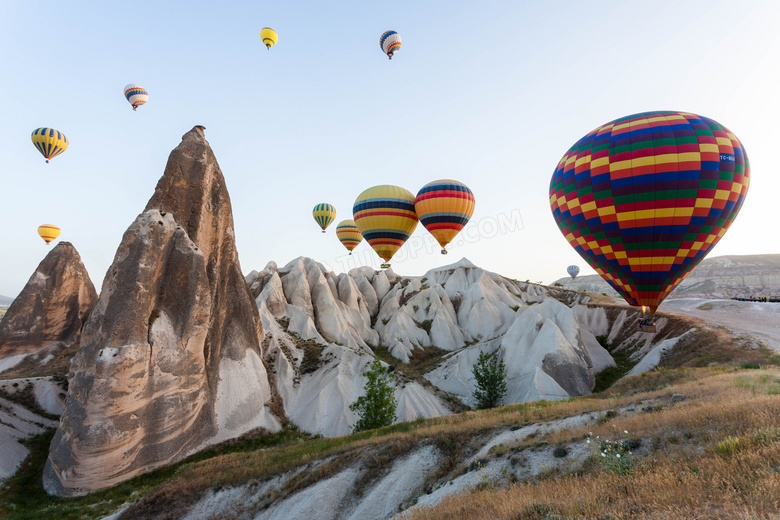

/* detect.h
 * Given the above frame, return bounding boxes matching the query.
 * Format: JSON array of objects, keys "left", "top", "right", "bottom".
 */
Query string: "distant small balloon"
[
  {"left": 567, "top": 265, "right": 580, "bottom": 279},
  {"left": 380, "top": 30, "right": 401, "bottom": 59},
  {"left": 124, "top": 84, "right": 149, "bottom": 111},
  {"left": 38, "top": 224, "right": 60, "bottom": 245},
  {"left": 336, "top": 219, "right": 363, "bottom": 254},
  {"left": 31, "top": 128, "right": 68, "bottom": 163},
  {"left": 261, "top": 27, "right": 278, "bottom": 49},
  {"left": 313, "top": 203, "right": 337, "bottom": 233}
]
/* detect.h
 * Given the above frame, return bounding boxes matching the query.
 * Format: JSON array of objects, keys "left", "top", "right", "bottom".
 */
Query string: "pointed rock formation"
[
  {"left": 0, "top": 242, "right": 96, "bottom": 373},
  {"left": 44, "top": 126, "right": 279, "bottom": 496}
]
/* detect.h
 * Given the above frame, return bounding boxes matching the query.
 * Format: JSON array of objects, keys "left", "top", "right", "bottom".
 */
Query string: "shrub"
[
  {"left": 350, "top": 358, "right": 397, "bottom": 433},
  {"left": 553, "top": 446, "right": 568, "bottom": 458},
  {"left": 472, "top": 351, "right": 507, "bottom": 410},
  {"left": 713, "top": 436, "right": 741, "bottom": 455}
]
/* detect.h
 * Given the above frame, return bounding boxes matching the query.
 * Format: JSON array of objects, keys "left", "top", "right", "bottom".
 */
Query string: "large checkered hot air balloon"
[
  {"left": 353, "top": 185, "right": 418, "bottom": 268},
  {"left": 550, "top": 111, "right": 749, "bottom": 320},
  {"left": 414, "top": 179, "right": 475, "bottom": 254}
]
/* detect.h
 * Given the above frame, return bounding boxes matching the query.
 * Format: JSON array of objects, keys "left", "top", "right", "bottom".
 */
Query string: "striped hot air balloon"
[
  {"left": 31, "top": 128, "right": 68, "bottom": 163},
  {"left": 567, "top": 265, "right": 580, "bottom": 279},
  {"left": 124, "top": 84, "right": 149, "bottom": 111},
  {"left": 353, "top": 185, "right": 418, "bottom": 268},
  {"left": 37, "top": 224, "right": 61, "bottom": 245},
  {"left": 261, "top": 27, "right": 278, "bottom": 49},
  {"left": 380, "top": 30, "right": 401, "bottom": 59},
  {"left": 313, "top": 203, "right": 337, "bottom": 233},
  {"left": 550, "top": 111, "right": 750, "bottom": 318},
  {"left": 414, "top": 179, "right": 475, "bottom": 254},
  {"left": 335, "top": 219, "right": 363, "bottom": 255}
]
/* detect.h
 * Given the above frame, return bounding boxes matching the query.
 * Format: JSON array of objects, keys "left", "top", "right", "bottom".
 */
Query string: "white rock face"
[
  {"left": 0, "top": 378, "right": 63, "bottom": 480},
  {"left": 248, "top": 257, "right": 643, "bottom": 435}
]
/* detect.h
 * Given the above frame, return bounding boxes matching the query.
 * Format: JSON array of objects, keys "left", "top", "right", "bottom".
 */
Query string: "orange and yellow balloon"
[
  {"left": 414, "top": 180, "right": 475, "bottom": 254},
  {"left": 335, "top": 219, "right": 363, "bottom": 255},
  {"left": 38, "top": 225, "right": 61, "bottom": 245},
  {"left": 353, "top": 185, "right": 418, "bottom": 267},
  {"left": 31, "top": 128, "right": 68, "bottom": 163}
]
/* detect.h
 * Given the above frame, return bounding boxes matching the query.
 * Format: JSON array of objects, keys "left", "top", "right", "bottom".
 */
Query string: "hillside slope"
[{"left": 555, "top": 253, "right": 780, "bottom": 300}]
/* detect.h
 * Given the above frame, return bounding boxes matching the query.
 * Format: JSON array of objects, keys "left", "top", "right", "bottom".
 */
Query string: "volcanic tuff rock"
[
  {"left": 44, "top": 126, "right": 279, "bottom": 496},
  {"left": 0, "top": 242, "right": 96, "bottom": 373},
  {"left": 248, "top": 257, "right": 621, "bottom": 431}
]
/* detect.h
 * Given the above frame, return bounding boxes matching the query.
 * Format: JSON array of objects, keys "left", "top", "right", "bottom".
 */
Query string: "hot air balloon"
[
  {"left": 353, "top": 185, "right": 418, "bottom": 268},
  {"left": 37, "top": 224, "right": 60, "bottom": 245},
  {"left": 380, "top": 30, "right": 401, "bottom": 59},
  {"left": 124, "top": 84, "right": 148, "bottom": 111},
  {"left": 313, "top": 203, "right": 337, "bottom": 233},
  {"left": 336, "top": 219, "right": 363, "bottom": 255},
  {"left": 414, "top": 179, "right": 475, "bottom": 254},
  {"left": 31, "top": 128, "right": 68, "bottom": 163},
  {"left": 550, "top": 111, "right": 749, "bottom": 330},
  {"left": 261, "top": 27, "right": 278, "bottom": 49},
  {"left": 567, "top": 265, "right": 580, "bottom": 279}
]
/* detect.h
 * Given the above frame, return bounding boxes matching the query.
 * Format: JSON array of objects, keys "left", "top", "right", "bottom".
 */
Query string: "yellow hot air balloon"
[
  {"left": 353, "top": 185, "right": 418, "bottom": 268},
  {"left": 313, "top": 203, "right": 337, "bottom": 232},
  {"left": 336, "top": 219, "right": 363, "bottom": 255},
  {"left": 414, "top": 180, "right": 475, "bottom": 254},
  {"left": 261, "top": 27, "right": 278, "bottom": 49},
  {"left": 38, "top": 224, "right": 61, "bottom": 245},
  {"left": 31, "top": 128, "right": 68, "bottom": 163}
]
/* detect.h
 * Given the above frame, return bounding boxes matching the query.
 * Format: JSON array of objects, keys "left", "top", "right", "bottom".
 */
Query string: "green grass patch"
[
  {"left": 593, "top": 348, "right": 637, "bottom": 393},
  {"left": 0, "top": 426, "right": 319, "bottom": 519}
]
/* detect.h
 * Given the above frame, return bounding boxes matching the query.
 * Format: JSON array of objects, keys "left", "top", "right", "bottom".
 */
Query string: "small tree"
[
  {"left": 350, "top": 358, "right": 397, "bottom": 432},
  {"left": 472, "top": 350, "right": 507, "bottom": 409}
]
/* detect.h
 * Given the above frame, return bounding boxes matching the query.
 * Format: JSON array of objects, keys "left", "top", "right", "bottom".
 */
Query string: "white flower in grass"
[
  {"left": 616, "top": 454, "right": 621, "bottom": 458},
  {"left": 624, "top": 430, "right": 628, "bottom": 434},
  {"left": 586, "top": 440, "right": 591, "bottom": 444},
  {"left": 601, "top": 453, "right": 606, "bottom": 457}
]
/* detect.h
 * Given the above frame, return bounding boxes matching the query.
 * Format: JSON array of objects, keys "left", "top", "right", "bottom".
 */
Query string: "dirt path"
[{"left": 660, "top": 298, "right": 780, "bottom": 353}]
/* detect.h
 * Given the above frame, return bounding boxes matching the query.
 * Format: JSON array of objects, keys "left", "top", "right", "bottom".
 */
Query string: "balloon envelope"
[
  {"left": 124, "top": 84, "right": 148, "bottom": 110},
  {"left": 37, "top": 224, "right": 60, "bottom": 245},
  {"left": 550, "top": 111, "right": 749, "bottom": 314},
  {"left": 31, "top": 128, "right": 68, "bottom": 162},
  {"left": 414, "top": 179, "right": 475, "bottom": 252},
  {"left": 313, "top": 203, "right": 337, "bottom": 232},
  {"left": 261, "top": 27, "right": 278, "bottom": 49},
  {"left": 380, "top": 30, "right": 401, "bottom": 59},
  {"left": 353, "top": 185, "right": 418, "bottom": 263},
  {"left": 567, "top": 265, "right": 580, "bottom": 279},
  {"left": 335, "top": 219, "right": 363, "bottom": 253}
]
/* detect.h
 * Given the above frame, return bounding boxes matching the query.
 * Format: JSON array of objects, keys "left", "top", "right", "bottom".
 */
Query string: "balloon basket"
[
  {"left": 638, "top": 322, "right": 657, "bottom": 333},
  {"left": 381, "top": 263, "right": 390, "bottom": 269},
  {"left": 322, "top": 230, "right": 326, "bottom": 233},
  {"left": 441, "top": 249, "right": 448, "bottom": 255}
]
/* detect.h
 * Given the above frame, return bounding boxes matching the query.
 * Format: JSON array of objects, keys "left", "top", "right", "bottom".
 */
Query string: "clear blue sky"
[{"left": 1, "top": 0, "right": 778, "bottom": 297}]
